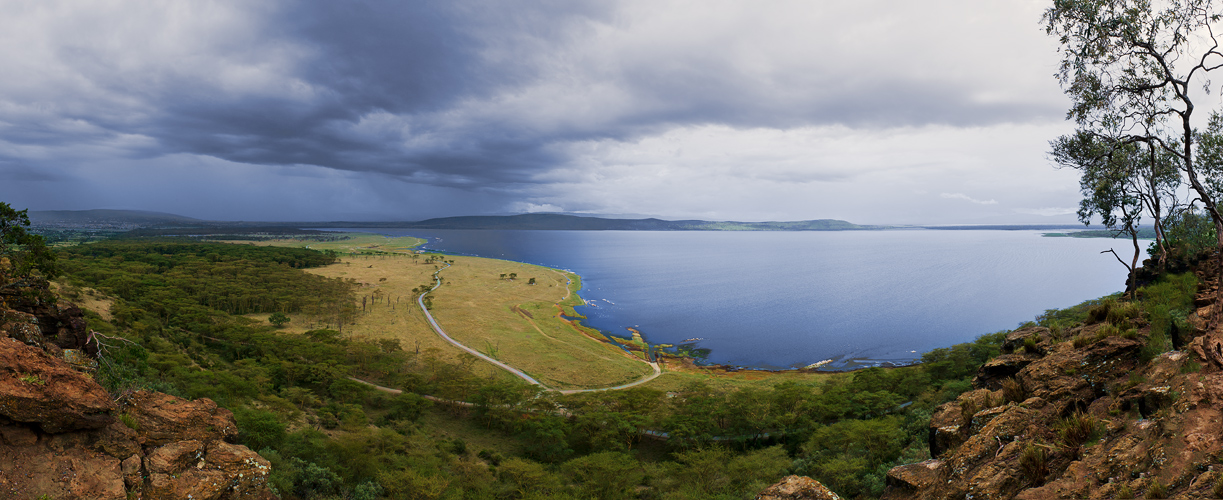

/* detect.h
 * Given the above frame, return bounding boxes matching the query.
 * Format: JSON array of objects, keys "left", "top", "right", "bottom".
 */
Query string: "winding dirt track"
[{"left": 415, "top": 263, "right": 661, "bottom": 394}]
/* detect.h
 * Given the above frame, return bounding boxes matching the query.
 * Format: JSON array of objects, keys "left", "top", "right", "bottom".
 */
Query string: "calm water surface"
[{"left": 353, "top": 229, "right": 1134, "bottom": 369}]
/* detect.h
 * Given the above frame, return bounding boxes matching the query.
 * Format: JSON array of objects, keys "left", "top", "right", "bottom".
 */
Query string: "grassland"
[
  {"left": 238, "top": 234, "right": 651, "bottom": 390},
  {"left": 230, "top": 232, "right": 842, "bottom": 392},
  {"left": 217, "top": 232, "right": 427, "bottom": 255}
]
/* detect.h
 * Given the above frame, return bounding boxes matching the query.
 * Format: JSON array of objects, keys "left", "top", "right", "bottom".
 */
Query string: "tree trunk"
[{"left": 1129, "top": 232, "right": 1140, "bottom": 300}]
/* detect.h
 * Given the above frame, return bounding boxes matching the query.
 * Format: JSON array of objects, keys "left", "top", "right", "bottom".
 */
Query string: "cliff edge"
[
  {"left": 0, "top": 280, "right": 276, "bottom": 500},
  {"left": 882, "top": 263, "right": 1223, "bottom": 499}
]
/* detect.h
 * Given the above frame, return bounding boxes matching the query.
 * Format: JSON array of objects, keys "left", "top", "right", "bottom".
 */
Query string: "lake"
[{"left": 349, "top": 229, "right": 1135, "bottom": 369}]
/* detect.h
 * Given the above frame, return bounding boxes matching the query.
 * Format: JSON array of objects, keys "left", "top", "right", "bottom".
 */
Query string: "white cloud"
[
  {"left": 940, "top": 193, "right": 999, "bottom": 205},
  {"left": 1014, "top": 207, "right": 1078, "bottom": 217}
]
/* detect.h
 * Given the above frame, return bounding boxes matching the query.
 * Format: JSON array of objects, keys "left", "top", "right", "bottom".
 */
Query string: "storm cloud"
[{"left": 0, "top": 0, "right": 1080, "bottom": 223}]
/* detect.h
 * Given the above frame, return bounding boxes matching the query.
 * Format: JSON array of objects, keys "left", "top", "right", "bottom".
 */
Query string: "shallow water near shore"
[{"left": 347, "top": 229, "right": 1133, "bottom": 370}]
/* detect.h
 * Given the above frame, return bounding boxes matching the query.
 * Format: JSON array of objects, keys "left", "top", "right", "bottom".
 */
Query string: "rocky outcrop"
[
  {"left": 884, "top": 296, "right": 1223, "bottom": 499},
  {"left": 884, "top": 459, "right": 941, "bottom": 494},
  {"left": 0, "top": 292, "right": 275, "bottom": 500},
  {"left": 0, "top": 337, "right": 115, "bottom": 432},
  {"left": 124, "top": 390, "right": 239, "bottom": 447},
  {"left": 756, "top": 475, "right": 842, "bottom": 500}
]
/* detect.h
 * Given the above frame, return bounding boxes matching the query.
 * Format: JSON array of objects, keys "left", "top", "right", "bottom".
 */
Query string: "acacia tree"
[{"left": 1045, "top": 0, "right": 1223, "bottom": 251}]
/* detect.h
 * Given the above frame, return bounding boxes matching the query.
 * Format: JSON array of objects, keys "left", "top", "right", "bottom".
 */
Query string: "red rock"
[
  {"left": 756, "top": 475, "right": 841, "bottom": 500},
  {"left": 0, "top": 337, "right": 115, "bottom": 432},
  {"left": 885, "top": 459, "right": 941, "bottom": 492},
  {"left": 146, "top": 439, "right": 205, "bottom": 474},
  {"left": 124, "top": 390, "right": 239, "bottom": 446}
]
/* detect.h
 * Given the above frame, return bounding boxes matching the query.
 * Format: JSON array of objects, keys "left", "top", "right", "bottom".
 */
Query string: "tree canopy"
[{"left": 0, "top": 202, "right": 57, "bottom": 294}]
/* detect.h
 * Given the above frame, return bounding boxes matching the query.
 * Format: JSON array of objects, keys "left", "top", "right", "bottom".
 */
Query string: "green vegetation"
[
  {"left": 0, "top": 202, "right": 58, "bottom": 296},
  {"left": 268, "top": 311, "right": 291, "bottom": 328},
  {"left": 1019, "top": 444, "right": 1049, "bottom": 486},
  {"left": 118, "top": 413, "right": 140, "bottom": 431},
  {"left": 17, "top": 373, "right": 46, "bottom": 385},
  {"left": 50, "top": 238, "right": 1014, "bottom": 499},
  {"left": 1055, "top": 411, "right": 1100, "bottom": 450},
  {"left": 1145, "top": 479, "right": 1168, "bottom": 499}
]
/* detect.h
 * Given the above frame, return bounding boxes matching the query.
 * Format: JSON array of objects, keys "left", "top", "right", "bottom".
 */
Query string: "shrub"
[
  {"left": 1056, "top": 411, "right": 1099, "bottom": 449},
  {"left": 1145, "top": 478, "right": 1167, "bottom": 499},
  {"left": 1139, "top": 330, "right": 1171, "bottom": 363},
  {"left": 1106, "top": 302, "right": 1140, "bottom": 326},
  {"left": 1036, "top": 297, "right": 1100, "bottom": 329},
  {"left": 1095, "top": 323, "right": 1122, "bottom": 340},
  {"left": 1018, "top": 444, "right": 1048, "bottom": 485},
  {"left": 1023, "top": 336, "right": 1039, "bottom": 354},
  {"left": 1087, "top": 300, "right": 1113, "bottom": 324},
  {"left": 118, "top": 413, "right": 140, "bottom": 431},
  {"left": 1002, "top": 378, "right": 1026, "bottom": 403},
  {"left": 1073, "top": 334, "right": 1094, "bottom": 348}
]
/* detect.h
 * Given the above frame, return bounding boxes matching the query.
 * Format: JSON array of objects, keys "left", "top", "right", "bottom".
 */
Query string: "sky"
[{"left": 0, "top": 0, "right": 1111, "bottom": 224}]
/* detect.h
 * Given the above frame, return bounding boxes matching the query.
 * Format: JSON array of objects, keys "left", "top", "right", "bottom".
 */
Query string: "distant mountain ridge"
[
  {"left": 27, "top": 209, "right": 1088, "bottom": 232},
  {"left": 333, "top": 213, "right": 873, "bottom": 231},
  {"left": 27, "top": 210, "right": 874, "bottom": 231}
]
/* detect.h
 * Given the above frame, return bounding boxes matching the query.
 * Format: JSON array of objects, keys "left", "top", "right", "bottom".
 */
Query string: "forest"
[{"left": 50, "top": 239, "right": 1100, "bottom": 499}]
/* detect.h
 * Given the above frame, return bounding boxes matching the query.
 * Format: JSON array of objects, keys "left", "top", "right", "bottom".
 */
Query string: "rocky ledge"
[
  {"left": 0, "top": 288, "right": 275, "bottom": 500},
  {"left": 883, "top": 321, "right": 1223, "bottom": 499}
]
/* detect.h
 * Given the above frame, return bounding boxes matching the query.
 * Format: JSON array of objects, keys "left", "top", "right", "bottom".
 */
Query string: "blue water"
[{"left": 346, "top": 229, "right": 1134, "bottom": 369}]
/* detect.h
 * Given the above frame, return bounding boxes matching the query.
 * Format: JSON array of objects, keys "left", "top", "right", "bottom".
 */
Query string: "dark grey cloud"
[
  {"left": 0, "top": 0, "right": 1082, "bottom": 223},
  {"left": 0, "top": 1, "right": 1064, "bottom": 183}
]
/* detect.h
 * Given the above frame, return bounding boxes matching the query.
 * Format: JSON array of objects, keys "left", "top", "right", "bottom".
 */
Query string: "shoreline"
[
  {"left": 408, "top": 233, "right": 933, "bottom": 375},
  {"left": 414, "top": 236, "right": 927, "bottom": 374}
]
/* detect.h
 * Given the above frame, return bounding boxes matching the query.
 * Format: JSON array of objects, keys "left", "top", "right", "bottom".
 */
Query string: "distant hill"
[
  {"left": 29, "top": 209, "right": 200, "bottom": 225},
  {"left": 319, "top": 214, "right": 874, "bottom": 231},
  {"left": 25, "top": 210, "right": 1085, "bottom": 233}
]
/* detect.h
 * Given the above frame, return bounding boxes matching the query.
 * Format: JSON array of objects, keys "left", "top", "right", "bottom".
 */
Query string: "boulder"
[
  {"left": 973, "top": 354, "right": 1040, "bottom": 390},
  {"left": 756, "top": 475, "right": 841, "bottom": 500},
  {"left": 0, "top": 309, "right": 44, "bottom": 347},
  {"left": 1190, "top": 332, "right": 1223, "bottom": 370},
  {"left": 885, "top": 459, "right": 941, "bottom": 491},
  {"left": 1002, "top": 326, "right": 1051, "bottom": 354},
  {"left": 143, "top": 440, "right": 270, "bottom": 500},
  {"left": 0, "top": 337, "right": 115, "bottom": 432},
  {"left": 124, "top": 390, "right": 238, "bottom": 446},
  {"left": 928, "top": 401, "right": 964, "bottom": 458}
]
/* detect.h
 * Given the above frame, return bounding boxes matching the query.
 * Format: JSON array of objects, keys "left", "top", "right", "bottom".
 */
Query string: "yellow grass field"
[
  {"left": 234, "top": 233, "right": 839, "bottom": 392},
  {"left": 239, "top": 233, "right": 653, "bottom": 390}
]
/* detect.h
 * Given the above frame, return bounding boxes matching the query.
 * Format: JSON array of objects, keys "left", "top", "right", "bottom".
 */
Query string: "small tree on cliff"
[{"left": 0, "top": 202, "right": 57, "bottom": 298}]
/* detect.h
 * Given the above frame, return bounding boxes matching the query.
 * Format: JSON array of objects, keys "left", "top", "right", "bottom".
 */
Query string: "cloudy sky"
[{"left": 0, "top": 0, "right": 1099, "bottom": 224}]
